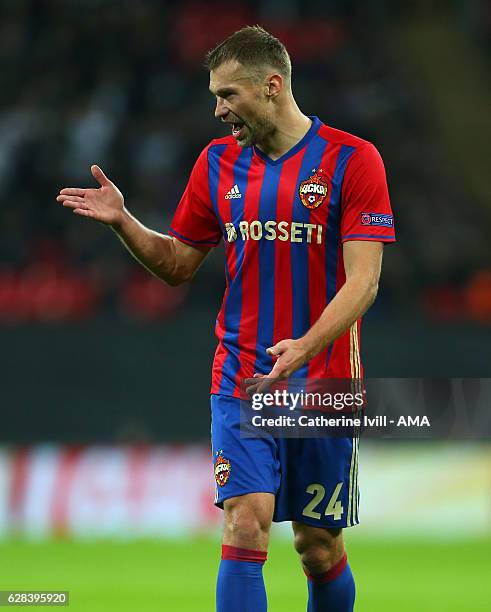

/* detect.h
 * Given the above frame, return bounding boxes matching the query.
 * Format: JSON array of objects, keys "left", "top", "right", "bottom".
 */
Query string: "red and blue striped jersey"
[{"left": 170, "top": 117, "right": 395, "bottom": 397}]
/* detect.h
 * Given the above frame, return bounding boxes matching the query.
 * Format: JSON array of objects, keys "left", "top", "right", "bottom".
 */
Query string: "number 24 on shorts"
[{"left": 302, "top": 482, "right": 344, "bottom": 520}]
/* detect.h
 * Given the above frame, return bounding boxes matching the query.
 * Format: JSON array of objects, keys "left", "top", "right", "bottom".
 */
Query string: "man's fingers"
[
  {"left": 267, "top": 339, "right": 293, "bottom": 356},
  {"left": 62, "top": 200, "right": 89, "bottom": 210},
  {"left": 245, "top": 381, "right": 262, "bottom": 395},
  {"left": 267, "top": 345, "right": 282, "bottom": 357},
  {"left": 59, "top": 188, "right": 87, "bottom": 196},
  {"left": 270, "top": 363, "right": 288, "bottom": 380},
  {"left": 91, "top": 164, "right": 111, "bottom": 187},
  {"left": 256, "top": 378, "right": 273, "bottom": 394},
  {"left": 245, "top": 376, "right": 274, "bottom": 395},
  {"left": 57, "top": 194, "right": 85, "bottom": 204}
]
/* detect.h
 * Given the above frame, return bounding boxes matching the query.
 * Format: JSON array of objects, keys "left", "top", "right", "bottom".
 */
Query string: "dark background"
[{"left": 1, "top": 0, "right": 490, "bottom": 442}]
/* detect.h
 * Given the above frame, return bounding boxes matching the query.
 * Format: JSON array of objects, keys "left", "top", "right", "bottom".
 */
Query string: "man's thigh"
[
  {"left": 274, "top": 435, "right": 360, "bottom": 529},
  {"left": 211, "top": 394, "right": 281, "bottom": 508}
]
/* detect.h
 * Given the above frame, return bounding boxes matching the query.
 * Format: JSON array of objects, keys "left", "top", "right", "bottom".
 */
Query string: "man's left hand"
[{"left": 245, "top": 338, "right": 310, "bottom": 395}]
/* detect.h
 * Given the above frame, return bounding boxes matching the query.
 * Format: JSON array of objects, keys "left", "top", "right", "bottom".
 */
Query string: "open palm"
[{"left": 56, "top": 165, "right": 124, "bottom": 226}]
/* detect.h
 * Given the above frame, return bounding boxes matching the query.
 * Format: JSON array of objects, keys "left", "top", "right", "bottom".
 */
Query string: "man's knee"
[
  {"left": 223, "top": 493, "right": 274, "bottom": 550},
  {"left": 293, "top": 523, "right": 344, "bottom": 576}
]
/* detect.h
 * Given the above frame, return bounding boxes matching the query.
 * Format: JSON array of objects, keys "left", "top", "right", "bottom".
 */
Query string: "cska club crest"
[
  {"left": 214, "top": 451, "right": 231, "bottom": 487},
  {"left": 299, "top": 169, "right": 329, "bottom": 210}
]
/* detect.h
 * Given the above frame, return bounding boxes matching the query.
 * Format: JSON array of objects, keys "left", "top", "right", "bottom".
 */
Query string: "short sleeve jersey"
[{"left": 170, "top": 117, "right": 395, "bottom": 397}]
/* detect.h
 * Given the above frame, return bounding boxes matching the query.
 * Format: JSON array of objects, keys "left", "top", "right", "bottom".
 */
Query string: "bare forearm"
[
  {"left": 57, "top": 167, "right": 205, "bottom": 285},
  {"left": 299, "top": 277, "right": 378, "bottom": 360},
  {"left": 111, "top": 208, "right": 180, "bottom": 285}
]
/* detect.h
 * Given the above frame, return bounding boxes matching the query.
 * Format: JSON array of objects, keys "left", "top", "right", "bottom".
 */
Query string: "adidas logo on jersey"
[{"left": 225, "top": 184, "right": 242, "bottom": 199}]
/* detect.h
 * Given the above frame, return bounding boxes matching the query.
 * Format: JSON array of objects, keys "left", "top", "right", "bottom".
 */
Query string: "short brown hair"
[{"left": 205, "top": 25, "right": 291, "bottom": 82}]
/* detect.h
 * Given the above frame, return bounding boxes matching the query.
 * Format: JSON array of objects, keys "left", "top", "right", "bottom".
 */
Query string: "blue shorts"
[{"left": 211, "top": 394, "right": 360, "bottom": 529}]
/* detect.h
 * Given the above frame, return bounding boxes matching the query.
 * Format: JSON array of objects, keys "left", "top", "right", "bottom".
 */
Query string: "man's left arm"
[
  {"left": 261, "top": 240, "right": 383, "bottom": 380},
  {"left": 247, "top": 141, "right": 394, "bottom": 388}
]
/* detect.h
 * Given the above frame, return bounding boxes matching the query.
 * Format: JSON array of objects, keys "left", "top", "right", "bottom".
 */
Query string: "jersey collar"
[{"left": 252, "top": 115, "right": 321, "bottom": 166}]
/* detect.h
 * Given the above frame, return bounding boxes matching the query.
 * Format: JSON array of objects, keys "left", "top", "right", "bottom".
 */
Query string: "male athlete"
[{"left": 57, "top": 26, "right": 395, "bottom": 612}]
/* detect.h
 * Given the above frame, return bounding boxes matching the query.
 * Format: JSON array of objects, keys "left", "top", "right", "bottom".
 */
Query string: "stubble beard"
[{"left": 238, "top": 114, "right": 276, "bottom": 149}]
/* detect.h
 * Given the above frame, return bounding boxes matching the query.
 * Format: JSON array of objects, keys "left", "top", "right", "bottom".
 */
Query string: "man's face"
[{"left": 209, "top": 61, "right": 275, "bottom": 148}]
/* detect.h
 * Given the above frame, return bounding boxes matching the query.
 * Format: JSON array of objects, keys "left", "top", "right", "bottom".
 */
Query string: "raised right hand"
[{"left": 56, "top": 165, "right": 124, "bottom": 227}]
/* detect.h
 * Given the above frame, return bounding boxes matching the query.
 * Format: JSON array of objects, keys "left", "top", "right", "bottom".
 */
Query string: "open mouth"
[{"left": 232, "top": 123, "right": 245, "bottom": 139}]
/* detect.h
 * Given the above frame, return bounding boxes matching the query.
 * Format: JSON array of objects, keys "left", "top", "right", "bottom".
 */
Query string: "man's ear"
[{"left": 265, "top": 74, "right": 283, "bottom": 98}]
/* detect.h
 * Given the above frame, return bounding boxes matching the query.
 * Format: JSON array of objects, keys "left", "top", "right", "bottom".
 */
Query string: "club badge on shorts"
[
  {"left": 299, "top": 169, "right": 329, "bottom": 210},
  {"left": 214, "top": 450, "right": 231, "bottom": 487}
]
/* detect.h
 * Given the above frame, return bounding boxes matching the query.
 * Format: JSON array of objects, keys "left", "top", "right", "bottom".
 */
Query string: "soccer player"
[{"left": 57, "top": 26, "right": 395, "bottom": 612}]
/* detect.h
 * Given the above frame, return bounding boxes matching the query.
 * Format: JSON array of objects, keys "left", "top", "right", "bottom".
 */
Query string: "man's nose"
[{"left": 215, "top": 97, "right": 228, "bottom": 120}]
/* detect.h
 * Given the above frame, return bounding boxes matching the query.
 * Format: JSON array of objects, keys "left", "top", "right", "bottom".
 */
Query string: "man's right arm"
[
  {"left": 112, "top": 208, "right": 210, "bottom": 286},
  {"left": 57, "top": 164, "right": 210, "bottom": 286}
]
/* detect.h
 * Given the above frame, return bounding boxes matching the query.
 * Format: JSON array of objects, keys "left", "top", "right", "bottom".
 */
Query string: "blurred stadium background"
[{"left": 0, "top": 0, "right": 490, "bottom": 610}]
